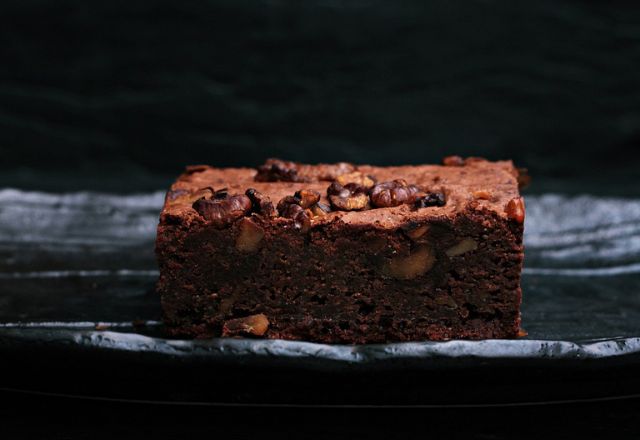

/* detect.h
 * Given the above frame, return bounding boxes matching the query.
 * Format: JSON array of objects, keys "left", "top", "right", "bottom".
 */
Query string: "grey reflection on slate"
[{"left": 1, "top": 190, "right": 640, "bottom": 359}]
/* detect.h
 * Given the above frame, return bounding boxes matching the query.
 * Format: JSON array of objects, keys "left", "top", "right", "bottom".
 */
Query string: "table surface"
[{"left": 1, "top": 188, "right": 640, "bottom": 409}]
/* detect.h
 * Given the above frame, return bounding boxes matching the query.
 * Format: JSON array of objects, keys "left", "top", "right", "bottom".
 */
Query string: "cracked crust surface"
[{"left": 161, "top": 159, "right": 521, "bottom": 229}]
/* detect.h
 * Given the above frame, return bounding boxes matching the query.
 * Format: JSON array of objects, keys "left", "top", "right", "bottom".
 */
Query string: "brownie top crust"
[{"left": 161, "top": 157, "right": 523, "bottom": 229}]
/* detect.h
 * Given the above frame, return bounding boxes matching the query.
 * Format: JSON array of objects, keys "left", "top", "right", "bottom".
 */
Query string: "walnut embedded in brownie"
[{"left": 156, "top": 157, "right": 524, "bottom": 343}]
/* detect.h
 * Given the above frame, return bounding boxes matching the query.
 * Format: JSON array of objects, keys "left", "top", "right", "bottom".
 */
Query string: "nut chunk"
[
  {"left": 255, "top": 158, "right": 301, "bottom": 182},
  {"left": 245, "top": 188, "right": 277, "bottom": 217},
  {"left": 235, "top": 218, "right": 265, "bottom": 253},
  {"left": 277, "top": 189, "right": 326, "bottom": 229},
  {"left": 446, "top": 238, "right": 478, "bottom": 257},
  {"left": 327, "top": 182, "right": 369, "bottom": 211},
  {"left": 335, "top": 171, "right": 377, "bottom": 189},
  {"left": 383, "top": 245, "right": 435, "bottom": 279},
  {"left": 370, "top": 180, "right": 422, "bottom": 208},
  {"left": 505, "top": 197, "right": 525, "bottom": 223},
  {"left": 254, "top": 158, "right": 355, "bottom": 182},
  {"left": 222, "top": 314, "right": 270, "bottom": 337},
  {"left": 192, "top": 193, "right": 251, "bottom": 228},
  {"left": 294, "top": 189, "right": 321, "bottom": 209}
]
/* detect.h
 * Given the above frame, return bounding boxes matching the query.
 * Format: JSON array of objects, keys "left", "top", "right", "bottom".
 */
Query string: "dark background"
[
  {"left": 1, "top": 0, "right": 639, "bottom": 194},
  {"left": 2, "top": 1, "right": 640, "bottom": 438}
]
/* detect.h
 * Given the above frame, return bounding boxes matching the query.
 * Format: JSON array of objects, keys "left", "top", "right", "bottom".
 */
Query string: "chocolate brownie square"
[{"left": 155, "top": 157, "right": 525, "bottom": 343}]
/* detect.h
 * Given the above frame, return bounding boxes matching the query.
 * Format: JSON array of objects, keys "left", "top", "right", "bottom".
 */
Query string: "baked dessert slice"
[{"left": 156, "top": 157, "right": 525, "bottom": 343}]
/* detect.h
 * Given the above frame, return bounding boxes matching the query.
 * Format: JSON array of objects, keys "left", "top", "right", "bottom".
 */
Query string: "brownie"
[{"left": 155, "top": 157, "right": 525, "bottom": 343}]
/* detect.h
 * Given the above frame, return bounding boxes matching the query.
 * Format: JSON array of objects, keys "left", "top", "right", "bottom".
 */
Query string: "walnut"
[
  {"left": 310, "top": 202, "right": 331, "bottom": 217},
  {"left": 277, "top": 189, "right": 329, "bottom": 230},
  {"left": 442, "top": 155, "right": 465, "bottom": 166},
  {"left": 335, "top": 171, "right": 376, "bottom": 189},
  {"left": 192, "top": 193, "right": 252, "bottom": 228},
  {"left": 472, "top": 189, "right": 492, "bottom": 200},
  {"left": 505, "top": 197, "right": 525, "bottom": 223},
  {"left": 445, "top": 238, "right": 478, "bottom": 257},
  {"left": 370, "top": 180, "right": 422, "bottom": 208},
  {"left": 277, "top": 197, "right": 312, "bottom": 233},
  {"left": 254, "top": 159, "right": 355, "bottom": 182},
  {"left": 222, "top": 314, "right": 269, "bottom": 337},
  {"left": 327, "top": 182, "right": 369, "bottom": 211},
  {"left": 413, "top": 192, "right": 446, "bottom": 209},
  {"left": 245, "top": 188, "right": 277, "bottom": 217},
  {"left": 254, "top": 158, "right": 302, "bottom": 182},
  {"left": 294, "top": 189, "right": 321, "bottom": 209},
  {"left": 402, "top": 223, "right": 429, "bottom": 240},
  {"left": 235, "top": 218, "right": 265, "bottom": 253},
  {"left": 311, "top": 162, "right": 356, "bottom": 181},
  {"left": 383, "top": 245, "right": 435, "bottom": 279}
]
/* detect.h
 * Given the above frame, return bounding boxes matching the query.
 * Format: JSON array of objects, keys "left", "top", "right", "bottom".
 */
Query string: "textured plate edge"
[{"left": 2, "top": 329, "right": 640, "bottom": 363}]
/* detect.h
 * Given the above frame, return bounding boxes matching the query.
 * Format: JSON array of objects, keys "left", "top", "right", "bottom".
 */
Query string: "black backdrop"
[
  {"left": 2, "top": 2, "right": 640, "bottom": 436},
  {"left": 1, "top": 0, "right": 639, "bottom": 194}
]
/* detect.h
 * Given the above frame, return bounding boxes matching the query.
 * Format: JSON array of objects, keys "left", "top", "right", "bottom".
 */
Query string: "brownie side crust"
[{"left": 156, "top": 158, "right": 525, "bottom": 343}]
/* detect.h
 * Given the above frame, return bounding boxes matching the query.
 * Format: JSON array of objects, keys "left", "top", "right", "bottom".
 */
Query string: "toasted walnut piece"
[
  {"left": 255, "top": 158, "right": 302, "bottom": 182},
  {"left": 192, "top": 194, "right": 252, "bottom": 228},
  {"left": 442, "top": 155, "right": 465, "bottom": 166},
  {"left": 445, "top": 238, "right": 478, "bottom": 257},
  {"left": 235, "top": 218, "right": 265, "bottom": 253},
  {"left": 277, "top": 195, "right": 299, "bottom": 213},
  {"left": 245, "top": 188, "right": 277, "bottom": 217},
  {"left": 277, "top": 190, "right": 326, "bottom": 231},
  {"left": 278, "top": 200, "right": 311, "bottom": 233},
  {"left": 383, "top": 245, "right": 435, "bottom": 279},
  {"left": 222, "top": 313, "right": 270, "bottom": 337},
  {"left": 310, "top": 202, "right": 331, "bottom": 217},
  {"left": 308, "top": 162, "right": 356, "bottom": 181},
  {"left": 335, "top": 171, "right": 377, "bottom": 189},
  {"left": 472, "top": 189, "right": 492, "bottom": 200},
  {"left": 294, "top": 209, "right": 312, "bottom": 233},
  {"left": 413, "top": 192, "right": 446, "bottom": 209},
  {"left": 505, "top": 197, "right": 525, "bottom": 223},
  {"left": 370, "top": 180, "right": 422, "bottom": 208},
  {"left": 403, "top": 224, "right": 429, "bottom": 240},
  {"left": 327, "top": 182, "right": 369, "bottom": 211},
  {"left": 294, "top": 189, "right": 321, "bottom": 209},
  {"left": 254, "top": 159, "right": 355, "bottom": 182}
]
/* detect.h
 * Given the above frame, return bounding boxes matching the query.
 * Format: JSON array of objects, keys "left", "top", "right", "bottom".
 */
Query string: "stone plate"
[{"left": 1, "top": 189, "right": 640, "bottom": 406}]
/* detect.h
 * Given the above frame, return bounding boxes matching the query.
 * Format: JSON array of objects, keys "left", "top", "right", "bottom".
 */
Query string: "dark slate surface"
[
  {"left": 1, "top": 1, "right": 639, "bottom": 194},
  {"left": 1, "top": 0, "right": 640, "bottom": 412},
  {"left": 1, "top": 189, "right": 640, "bottom": 405}
]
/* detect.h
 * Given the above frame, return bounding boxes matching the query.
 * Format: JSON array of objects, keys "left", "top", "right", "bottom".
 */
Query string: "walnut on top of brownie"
[{"left": 161, "top": 156, "right": 525, "bottom": 231}]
